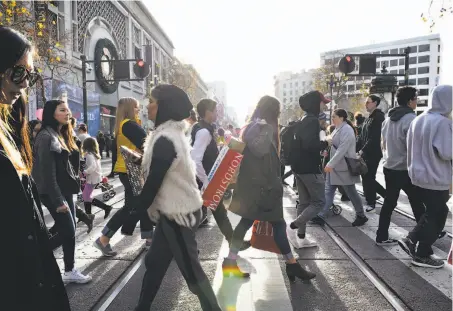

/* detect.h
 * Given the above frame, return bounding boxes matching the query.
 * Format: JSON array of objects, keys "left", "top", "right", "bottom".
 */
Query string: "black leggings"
[
  {"left": 102, "top": 173, "right": 154, "bottom": 239},
  {"left": 135, "top": 214, "right": 221, "bottom": 311}
]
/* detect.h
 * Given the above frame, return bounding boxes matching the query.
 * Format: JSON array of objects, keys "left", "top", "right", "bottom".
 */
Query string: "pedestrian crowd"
[{"left": 1, "top": 26, "right": 451, "bottom": 311}]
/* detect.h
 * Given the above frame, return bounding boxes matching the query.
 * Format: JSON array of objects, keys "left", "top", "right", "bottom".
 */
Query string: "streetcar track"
[{"left": 356, "top": 189, "right": 453, "bottom": 238}]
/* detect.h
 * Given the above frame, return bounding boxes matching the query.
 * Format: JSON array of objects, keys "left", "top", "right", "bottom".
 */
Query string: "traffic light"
[
  {"left": 133, "top": 59, "right": 151, "bottom": 79},
  {"left": 338, "top": 55, "right": 356, "bottom": 74}
]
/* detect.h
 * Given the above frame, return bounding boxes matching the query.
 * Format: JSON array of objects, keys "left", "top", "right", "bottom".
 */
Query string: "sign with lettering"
[{"left": 202, "top": 138, "right": 245, "bottom": 210}]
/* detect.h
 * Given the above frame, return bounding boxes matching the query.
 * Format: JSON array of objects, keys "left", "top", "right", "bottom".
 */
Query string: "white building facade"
[
  {"left": 28, "top": 1, "right": 174, "bottom": 134},
  {"left": 273, "top": 70, "right": 315, "bottom": 106},
  {"left": 321, "top": 34, "right": 441, "bottom": 114}
]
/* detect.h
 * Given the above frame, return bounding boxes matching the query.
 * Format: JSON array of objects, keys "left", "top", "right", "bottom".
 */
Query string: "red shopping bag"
[
  {"left": 448, "top": 241, "right": 452, "bottom": 265},
  {"left": 250, "top": 221, "right": 281, "bottom": 254}
]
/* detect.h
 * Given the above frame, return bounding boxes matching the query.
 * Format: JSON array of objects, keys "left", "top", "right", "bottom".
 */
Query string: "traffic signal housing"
[
  {"left": 133, "top": 59, "right": 151, "bottom": 79},
  {"left": 338, "top": 55, "right": 356, "bottom": 74}
]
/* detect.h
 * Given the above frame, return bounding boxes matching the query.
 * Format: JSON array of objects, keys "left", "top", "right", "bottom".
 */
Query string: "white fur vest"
[{"left": 141, "top": 120, "right": 203, "bottom": 225}]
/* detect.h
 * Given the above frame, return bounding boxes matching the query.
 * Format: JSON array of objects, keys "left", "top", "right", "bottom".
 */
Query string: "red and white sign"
[{"left": 202, "top": 138, "right": 245, "bottom": 210}]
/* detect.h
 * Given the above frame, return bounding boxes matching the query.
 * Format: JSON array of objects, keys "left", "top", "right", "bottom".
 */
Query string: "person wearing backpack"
[{"left": 286, "top": 91, "right": 330, "bottom": 248}]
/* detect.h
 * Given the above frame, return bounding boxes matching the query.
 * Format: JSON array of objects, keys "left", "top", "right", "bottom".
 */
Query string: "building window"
[
  {"left": 347, "top": 85, "right": 354, "bottom": 92},
  {"left": 418, "top": 89, "right": 429, "bottom": 96},
  {"left": 381, "top": 50, "right": 389, "bottom": 54},
  {"left": 418, "top": 100, "right": 428, "bottom": 107},
  {"left": 382, "top": 61, "right": 389, "bottom": 67},
  {"left": 399, "top": 48, "right": 406, "bottom": 53},
  {"left": 437, "top": 67, "right": 440, "bottom": 74},
  {"left": 399, "top": 58, "right": 405, "bottom": 65},
  {"left": 283, "top": 91, "right": 286, "bottom": 96},
  {"left": 399, "top": 69, "right": 404, "bottom": 74},
  {"left": 376, "top": 61, "right": 380, "bottom": 68},
  {"left": 408, "top": 79, "right": 416, "bottom": 85},
  {"left": 283, "top": 84, "right": 286, "bottom": 88},
  {"left": 418, "top": 55, "right": 430, "bottom": 63},
  {"left": 390, "top": 70, "right": 397, "bottom": 74},
  {"left": 373, "top": 51, "right": 380, "bottom": 54},
  {"left": 71, "top": 2, "right": 78, "bottom": 52},
  {"left": 295, "top": 82, "right": 298, "bottom": 87},
  {"left": 390, "top": 59, "right": 398, "bottom": 67},
  {"left": 290, "top": 90, "right": 293, "bottom": 95},
  {"left": 418, "top": 77, "right": 429, "bottom": 85},
  {"left": 409, "top": 46, "right": 417, "bottom": 53},
  {"left": 390, "top": 48, "right": 398, "bottom": 54},
  {"left": 438, "top": 56, "right": 441, "bottom": 63},
  {"left": 438, "top": 45, "right": 441, "bottom": 52},
  {"left": 418, "top": 66, "right": 429, "bottom": 74},
  {"left": 289, "top": 83, "right": 292, "bottom": 88},
  {"left": 418, "top": 44, "right": 430, "bottom": 52},
  {"left": 409, "top": 57, "right": 417, "bottom": 65},
  {"left": 283, "top": 98, "right": 287, "bottom": 103},
  {"left": 409, "top": 67, "right": 416, "bottom": 75}
]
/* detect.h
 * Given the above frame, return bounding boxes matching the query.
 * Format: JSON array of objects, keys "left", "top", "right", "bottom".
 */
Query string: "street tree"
[
  {"left": 164, "top": 59, "right": 199, "bottom": 104},
  {"left": 313, "top": 51, "right": 350, "bottom": 104}
]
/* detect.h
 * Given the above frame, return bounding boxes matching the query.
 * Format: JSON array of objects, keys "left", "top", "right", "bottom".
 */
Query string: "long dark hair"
[
  {"left": 0, "top": 27, "right": 34, "bottom": 174},
  {"left": 246, "top": 95, "right": 281, "bottom": 150},
  {"left": 82, "top": 137, "right": 100, "bottom": 159},
  {"left": 42, "top": 100, "right": 78, "bottom": 151},
  {"left": 334, "top": 109, "right": 357, "bottom": 136}
]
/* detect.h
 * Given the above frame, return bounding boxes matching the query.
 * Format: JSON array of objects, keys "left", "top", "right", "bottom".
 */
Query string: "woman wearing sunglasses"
[{"left": 0, "top": 27, "right": 71, "bottom": 310}]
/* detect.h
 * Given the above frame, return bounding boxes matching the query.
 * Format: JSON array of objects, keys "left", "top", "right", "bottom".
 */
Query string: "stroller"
[{"left": 77, "top": 159, "right": 116, "bottom": 203}]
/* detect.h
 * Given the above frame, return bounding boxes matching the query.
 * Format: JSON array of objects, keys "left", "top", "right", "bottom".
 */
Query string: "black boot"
[
  {"left": 285, "top": 262, "right": 316, "bottom": 282},
  {"left": 84, "top": 202, "right": 92, "bottom": 214},
  {"left": 222, "top": 258, "right": 250, "bottom": 278},
  {"left": 76, "top": 206, "right": 95, "bottom": 233},
  {"left": 92, "top": 198, "right": 113, "bottom": 219}
]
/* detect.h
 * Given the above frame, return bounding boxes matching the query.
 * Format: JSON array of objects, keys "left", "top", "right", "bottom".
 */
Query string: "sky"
[{"left": 146, "top": 0, "right": 435, "bottom": 123}]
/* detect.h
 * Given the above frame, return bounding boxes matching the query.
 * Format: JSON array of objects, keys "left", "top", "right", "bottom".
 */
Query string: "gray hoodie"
[
  {"left": 407, "top": 85, "right": 452, "bottom": 191},
  {"left": 382, "top": 106, "right": 416, "bottom": 170}
]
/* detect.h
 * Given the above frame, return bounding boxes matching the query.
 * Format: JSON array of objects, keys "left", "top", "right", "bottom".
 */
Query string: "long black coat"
[
  {"left": 229, "top": 120, "right": 283, "bottom": 221},
  {"left": 0, "top": 152, "right": 71, "bottom": 311}
]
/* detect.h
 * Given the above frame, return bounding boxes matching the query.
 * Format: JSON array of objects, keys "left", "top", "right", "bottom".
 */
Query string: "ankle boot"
[
  {"left": 92, "top": 198, "right": 113, "bottom": 219},
  {"left": 222, "top": 258, "right": 250, "bottom": 278},
  {"left": 76, "top": 206, "right": 95, "bottom": 233},
  {"left": 285, "top": 262, "right": 316, "bottom": 282},
  {"left": 84, "top": 202, "right": 92, "bottom": 214}
]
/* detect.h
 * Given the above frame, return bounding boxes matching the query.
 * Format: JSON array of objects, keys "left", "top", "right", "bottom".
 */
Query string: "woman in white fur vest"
[{"left": 134, "top": 84, "right": 221, "bottom": 311}]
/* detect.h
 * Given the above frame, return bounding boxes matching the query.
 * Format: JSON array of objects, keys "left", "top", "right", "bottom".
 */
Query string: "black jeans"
[
  {"left": 408, "top": 187, "right": 450, "bottom": 257},
  {"left": 361, "top": 157, "right": 386, "bottom": 205},
  {"left": 230, "top": 218, "right": 292, "bottom": 256},
  {"left": 41, "top": 194, "right": 76, "bottom": 272},
  {"left": 135, "top": 215, "right": 221, "bottom": 311},
  {"left": 376, "top": 169, "right": 425, "bottom": 241},
  {"left": 103, "top": 173, "right": 154, "bottom": 239}
]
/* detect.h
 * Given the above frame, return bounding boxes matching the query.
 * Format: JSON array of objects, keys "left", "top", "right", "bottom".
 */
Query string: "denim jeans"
[
  {"left": 230, "top": 217, "right": 293, "bottom": 260},
  {"left": 319, "top": 174, "right": 365, "bottom": 218},
  {"left": 41, "top": 194, "right": 76, "bottom": 272}
]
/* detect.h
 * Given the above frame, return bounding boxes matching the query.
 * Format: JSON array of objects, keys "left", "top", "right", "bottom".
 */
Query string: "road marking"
[
  {"left": 211, "top": 212, "right": 293, "bottom": 311},
  {"left": 337, "top": 198, "right": 452, "bottom": 299}
]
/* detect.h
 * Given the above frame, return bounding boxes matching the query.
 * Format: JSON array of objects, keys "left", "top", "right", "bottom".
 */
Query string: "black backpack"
[{"left": 280, "top": 121, "right": 300, "bottom": 166}]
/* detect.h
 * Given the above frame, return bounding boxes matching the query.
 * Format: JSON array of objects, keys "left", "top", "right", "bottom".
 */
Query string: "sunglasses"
[{"left": 10, "top": 65, "right": 39, "bottom": 87}]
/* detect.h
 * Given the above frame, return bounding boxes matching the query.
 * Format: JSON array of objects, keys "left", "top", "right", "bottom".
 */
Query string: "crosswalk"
[{"left": 40, "top": 161, "right": 453, "bottom": 311}]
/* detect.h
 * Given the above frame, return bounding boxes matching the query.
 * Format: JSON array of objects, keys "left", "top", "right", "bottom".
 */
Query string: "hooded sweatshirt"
[
  {"left": 139, "top": 85, "right": 202, "bottom": 228},
  {"left": 407, "top": 85, "right": 452, "bottom": 191},
  {"left": 381, "top": 106, "right": 416, "bottom": 170}
]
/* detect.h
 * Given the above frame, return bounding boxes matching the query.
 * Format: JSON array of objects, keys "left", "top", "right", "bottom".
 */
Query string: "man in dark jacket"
[
  {"left": 376, "top": 87, "right": 425, "bottom": 245},
  {"left": 288, "top": 91, "right": 329, "bottom": 248},
  {"left": 357, "top": 95, "right": 386, "bottom": 212},
  {"left": 190, "top": 99, "right": 249, "bottom": 250}
]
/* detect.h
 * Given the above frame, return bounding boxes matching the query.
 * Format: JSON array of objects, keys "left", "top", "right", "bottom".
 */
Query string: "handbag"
[
  {"left": 250, "top": 220, "right": 281, "bottom": 254},
  {"left": 120, "top": 146, "right": 144, "bottom": 196},
  {"left": 344, "top": 156, "right": 368, "bottom": 176}
]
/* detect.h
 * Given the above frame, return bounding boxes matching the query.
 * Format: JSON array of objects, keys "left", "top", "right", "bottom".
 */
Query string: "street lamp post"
[{"left": 327, "top": 73, "right": 336, "bottom": 123}]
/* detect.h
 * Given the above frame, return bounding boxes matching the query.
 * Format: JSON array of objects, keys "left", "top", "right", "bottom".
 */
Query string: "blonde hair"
[
  {"left": 0, "top": 118, "right": 27, "bottom": 176},
  {"left": 115, "top": 97, "right": 139, "bottom": 136}
]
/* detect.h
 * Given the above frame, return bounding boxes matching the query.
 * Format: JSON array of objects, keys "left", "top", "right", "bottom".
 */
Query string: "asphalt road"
[{"left": 42, "top": 161, "right": 452, "bottom": 311}]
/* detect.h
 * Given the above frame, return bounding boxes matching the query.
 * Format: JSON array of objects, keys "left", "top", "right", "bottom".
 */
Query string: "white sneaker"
[
  {"left": 62, "top": 268, "right": 92, "bottom": 284},
  {"left": 296, "top": 238, "right": 318, "bottom": 248}
]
